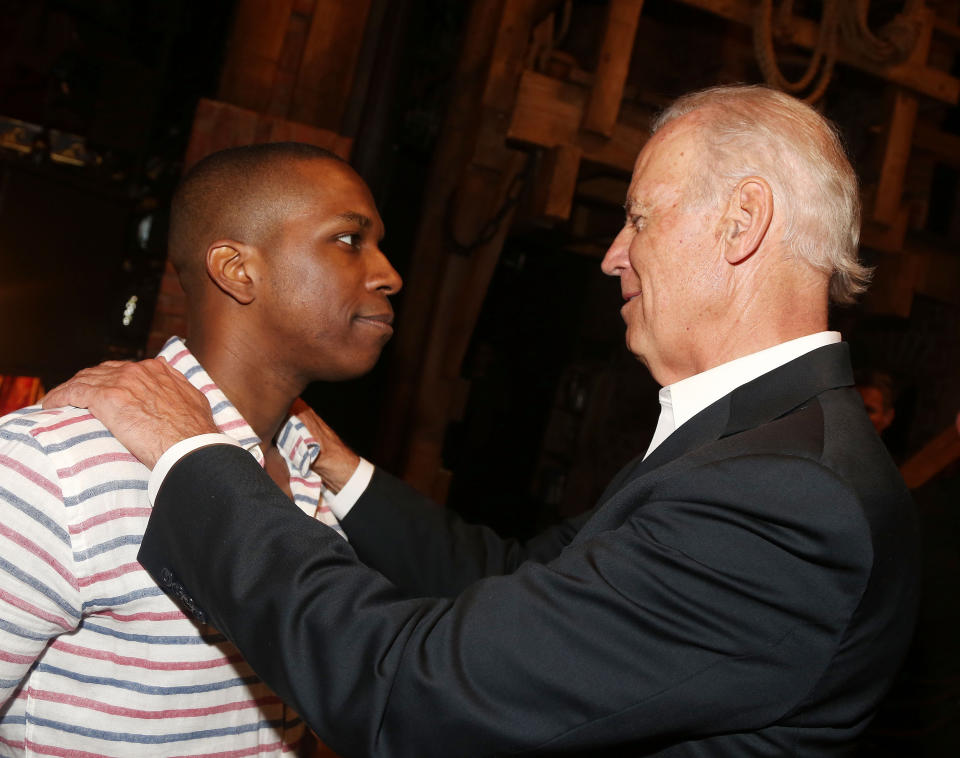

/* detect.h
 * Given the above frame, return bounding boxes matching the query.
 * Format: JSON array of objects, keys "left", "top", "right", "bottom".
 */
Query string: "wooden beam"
[
  {"left": 218, "top": 0, "right": 297, "bottom": 112},
  {"left": 265, "top": 7, "right": 313, "bottom": 116},
  {"left": 290, "top": 0, "right": 373, "bottom": 131},
  {"left": 508, "top": 69, "right": 650, "bottom": 172},
  {"left": 862, "top": 243, "right": 923, "bottom": 317},
  {"left": 874, "top": 90, "right": 918, "bottom": 224},
  {"left": 860, "top": 205, "right": 909, "bottom": 254},
  {"left": 900, "top": 421, "right": 960, "bottom": 489},
  {"left": 581, "top": 0, "right": 645, "bottom": 137},
  {"left": 181, "top": 99, "right": 351, "bottom": 172},
  {"left": 374, "top": 0, "right": 508, "bottom": 475},
  {"left": 396, "top": 0, "right": 571, "bottom": 496},
  {"left": 532, "top": 144, "right": 583, "bottom": 220},
  {"left": 675, "top": 0, "right": 959, "bottom": 103},
  {"left": 914, "top": 121, "right": 960, "bottom": 169},
  {"left": 403, "top": 153, "right": 529, "bottom": 495},
  {"left": 915, "top": 248, "right": 960, "bottom": 307}
]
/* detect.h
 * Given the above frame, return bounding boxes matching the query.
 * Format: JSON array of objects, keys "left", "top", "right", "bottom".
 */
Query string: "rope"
[
  {"left": 753, "top": 0, "right": 839, "bottom": 104},
  {"left": 753, "top": 0, "right": 923, "bottom": 104},
  {"left": 839, "top": 0, "right": 922, "bottom": 63}
]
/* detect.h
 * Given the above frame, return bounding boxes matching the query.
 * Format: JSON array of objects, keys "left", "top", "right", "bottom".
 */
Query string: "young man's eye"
[{"left": 336, "top": 232, "right": 361, "bottom": 247}]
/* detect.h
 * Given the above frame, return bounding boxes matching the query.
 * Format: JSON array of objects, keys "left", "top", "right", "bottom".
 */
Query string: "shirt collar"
[
  {"left": 156, "top": 336, "right": 320, "bottom": 476},
  {"left": 644, "top": 331, "right": 841, "bottom": 458}
]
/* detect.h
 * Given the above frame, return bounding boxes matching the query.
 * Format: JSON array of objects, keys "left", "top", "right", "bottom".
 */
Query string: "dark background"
[{"left": 0, "top": 0, "right": 958, "bottom": 535}]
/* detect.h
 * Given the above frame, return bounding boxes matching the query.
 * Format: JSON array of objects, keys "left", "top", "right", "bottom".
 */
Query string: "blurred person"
[{"left": 856, "top": 368, "right": 896, "bottom": 435}]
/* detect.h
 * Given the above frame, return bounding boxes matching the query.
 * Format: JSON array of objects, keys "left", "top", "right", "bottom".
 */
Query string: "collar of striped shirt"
[{"left": 157, "top": 336, "right": 334, "bottom": 525}]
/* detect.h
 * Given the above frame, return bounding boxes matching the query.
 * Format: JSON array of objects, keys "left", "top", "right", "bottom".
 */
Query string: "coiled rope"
[{"left": 754, "top": 0, "right": 923, "bottom": 103}]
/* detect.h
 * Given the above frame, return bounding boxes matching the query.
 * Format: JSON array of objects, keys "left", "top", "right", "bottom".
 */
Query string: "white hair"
[{"left": 653, "top": 84, "right": 869, "bottom": 304}]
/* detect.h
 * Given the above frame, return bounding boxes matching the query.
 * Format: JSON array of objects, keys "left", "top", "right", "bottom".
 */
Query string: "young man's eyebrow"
[{"left": 334, "top": 212, "right": 372, "bottom": 227}]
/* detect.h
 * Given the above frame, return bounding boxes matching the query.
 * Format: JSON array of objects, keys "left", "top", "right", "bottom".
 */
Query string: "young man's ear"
[
  {"left": 205, "top": 241, "right": 260, "bottom": 304},
  {"left": 721, "top": 176, "right": 773, "bottom": 265}
]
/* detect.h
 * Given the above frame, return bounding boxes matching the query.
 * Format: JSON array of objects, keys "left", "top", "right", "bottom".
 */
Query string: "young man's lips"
[{"left": 354, "top": 313, "right": 395, "bottom": 331}]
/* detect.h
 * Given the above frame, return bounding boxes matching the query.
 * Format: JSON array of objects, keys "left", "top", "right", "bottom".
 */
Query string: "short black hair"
[{"left": 168, "top": 142, "right": 347, "bottom": 292}]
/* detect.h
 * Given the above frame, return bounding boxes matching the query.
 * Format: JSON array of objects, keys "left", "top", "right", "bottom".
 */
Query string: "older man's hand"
[
  {"left": 42, "top": 359, "right": 218, "bottom": 469},
  {"left": 290, "top": 399, "right": 360, "bottom": 494}
]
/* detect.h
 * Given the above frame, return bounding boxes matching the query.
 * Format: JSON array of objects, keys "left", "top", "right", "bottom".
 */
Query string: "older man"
[{"left": 45, "top": 85, "right": 919, "bottom": 757}]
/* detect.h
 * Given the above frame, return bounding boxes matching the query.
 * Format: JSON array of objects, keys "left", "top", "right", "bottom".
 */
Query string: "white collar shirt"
[{"left": 643, "top": 331, "right": 842, "bottom": 459}]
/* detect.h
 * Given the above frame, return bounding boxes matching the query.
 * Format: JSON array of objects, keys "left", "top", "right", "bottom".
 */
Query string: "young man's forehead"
[{"left": 334, "top": 211, "right": 372, "bottom": 227}]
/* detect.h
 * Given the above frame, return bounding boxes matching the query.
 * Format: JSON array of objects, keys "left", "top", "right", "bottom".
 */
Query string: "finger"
[
  {"left": 41, "top": 382, "right": 85, "bottom": 409},
  {"left": 41, "top": 377, "right": 112, "bottom": 410},
  {"left": 42, "top": 360, "right": 153, "bottom": 408},
  {"left": 293, "top": 405, "right": 333, "bottom": 439}
]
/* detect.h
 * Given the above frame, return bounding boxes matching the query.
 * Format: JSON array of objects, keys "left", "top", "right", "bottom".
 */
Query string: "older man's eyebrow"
[{"left": 334, "top": 211, "right": 372, "bottom": 227}]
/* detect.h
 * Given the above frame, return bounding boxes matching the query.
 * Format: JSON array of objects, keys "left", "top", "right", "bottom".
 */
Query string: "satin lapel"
[
  {"left": 596, "top": 343, "right": 854, "bottom": 508},
  {"left": 723, "top": 342, "right": 854, "bottom": 436}
]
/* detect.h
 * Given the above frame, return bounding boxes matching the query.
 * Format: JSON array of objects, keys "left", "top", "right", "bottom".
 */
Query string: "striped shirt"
[{"left": 0, "top": 336, "right": 342, "bottom": 756}]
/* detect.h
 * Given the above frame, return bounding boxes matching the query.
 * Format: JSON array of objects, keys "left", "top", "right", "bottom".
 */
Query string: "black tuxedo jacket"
[{"left": 138, "top": 343, "right": 919, "bottom": 758}]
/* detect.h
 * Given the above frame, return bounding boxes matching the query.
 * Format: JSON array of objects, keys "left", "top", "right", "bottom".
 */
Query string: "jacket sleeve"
[
  {"left": 340, "top": 466, "right": 593, "bottom": 597},
  {"left": 138, "top": 443, "right": 872, "bottom": 758}
]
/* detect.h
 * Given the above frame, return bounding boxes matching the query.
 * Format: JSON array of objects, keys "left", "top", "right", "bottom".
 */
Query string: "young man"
[{"left": 0, "top": 143, "right": 400, "bottom": 754}]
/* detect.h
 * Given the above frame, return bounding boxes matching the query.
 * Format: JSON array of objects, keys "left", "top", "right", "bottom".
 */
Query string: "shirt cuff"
[
  {"left": 147, "top": 434, "right": 244, "bottom": 505},
  {"left": 323, "top": 458, "right": 374, "bottom": 519}
]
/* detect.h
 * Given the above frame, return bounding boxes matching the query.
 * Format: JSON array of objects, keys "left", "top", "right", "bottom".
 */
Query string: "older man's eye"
[
  {"left": 336, "top": 232, "right": 361, "bottom": 248},
  {"left": 627, "top": 214, "right": 646, "bottom": 232}
]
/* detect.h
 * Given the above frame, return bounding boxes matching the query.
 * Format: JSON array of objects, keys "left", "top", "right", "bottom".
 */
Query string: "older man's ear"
[{"left": 722, "top": 177, "right": 774, "bottom": 265}]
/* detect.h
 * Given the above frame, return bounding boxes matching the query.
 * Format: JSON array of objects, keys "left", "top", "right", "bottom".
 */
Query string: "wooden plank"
[
  {"left": 374, "top": 0, "right": 509, "bottom": 473},
  {"left": 582, "top": 0, "right": 645, "bottom": 136},
  {"left": 874, "top": 90, "right": 918, "bottom": 224},
  {"left": 404, "top": 153, "right": 529, "bottom": 495},
  {"left": 266, "top": 12, "right": 312, "bottom": 116},
  {"left": 379, "top": 0, "right": 569, "bottom": 494},
  {"left": 224, "top": 0, "right": 295, "bottom": 65},
  {"left": 675, "top": 0, "right": 959, "bottom": 103},
  {"left": 263, "top": 119, "right": 352, "bottom": 158},
  {"left": 182, "top": 99, "right": 259, "bottom": 170},
  {"left": 900, "top": 421, "right": 960, "bottom": 489},
  {"left": 914, "top": 121, "right": 960, "bottom": 169},
  {"left": 862, "top": 244, "right": 922, "bottom": 317},
  {"left": 484, "top": 0, "right": 550, "bottom": 112},
  {"left": 291, "top": 0, "right": 373, "bottom": 131},
  {"left": 182, "top": 99, "right": 351, "bottom": 171},
  {"left": 218, "top": 0, "right": 296, "bottom": 110},
  {"left": 508, "top": 69, "right": 650, "bottom": 172},
  {"left": 860, "top": 206, "right": 909, "bottom": 254},
  {"left": 916, "top": 250, "right": 960, "bottom": 307},
  {"left": 532, "top": 143, "right": 583, "bottom": 220}
]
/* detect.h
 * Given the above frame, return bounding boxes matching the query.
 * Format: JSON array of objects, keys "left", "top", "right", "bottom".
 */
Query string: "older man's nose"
[{"left": 601, "top": 229, "right": 631, "bottom": 276}]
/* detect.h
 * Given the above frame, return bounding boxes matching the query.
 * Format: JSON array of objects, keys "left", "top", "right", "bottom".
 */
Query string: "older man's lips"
[
  {"left": 354, "top": 312, "right": 395, "bottom": 333},
  {"left": 620, "top": 290, "right": 640, "bottom": 318}
]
